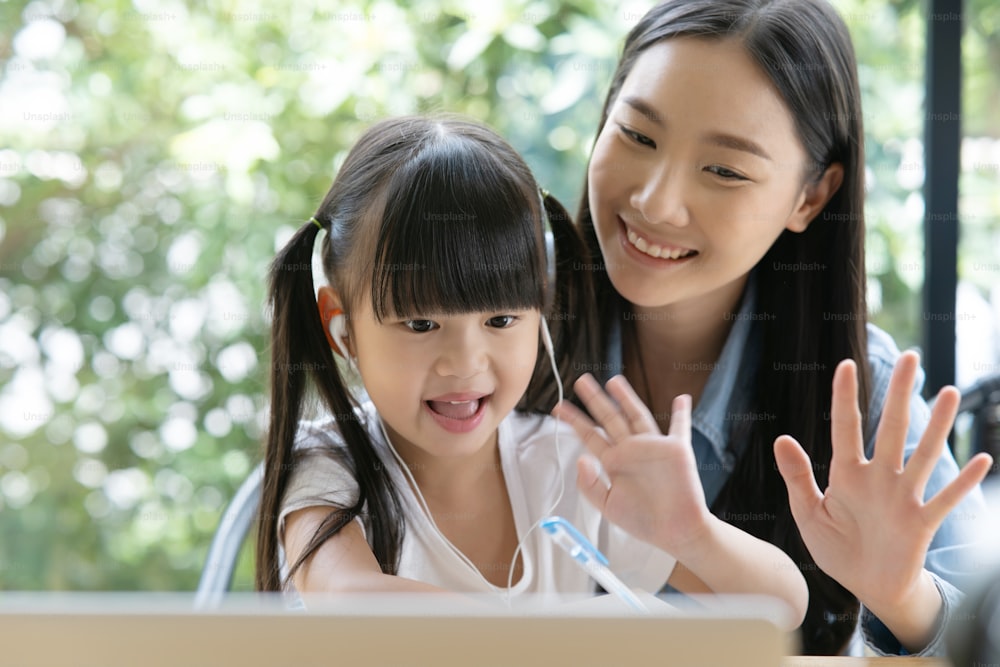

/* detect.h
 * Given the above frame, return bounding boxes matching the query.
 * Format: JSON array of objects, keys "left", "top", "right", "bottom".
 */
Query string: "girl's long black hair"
[
  {"left": 576, "top": 0, "right": 872, "bottom": 654},
  {"left": 256, "top": 115, "right": 596, "bottom": 591}
]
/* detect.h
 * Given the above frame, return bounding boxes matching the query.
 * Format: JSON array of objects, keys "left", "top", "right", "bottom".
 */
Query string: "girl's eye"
[
  {"left": 618, "top": 125, "right": 656, "bottom": 149},
  {"left": 705, "top": 165, "right": 748, "bottom": 181},
  {"left": 486, "top": 315, "right": 517, "bottom": 328},
  {"left": 404, "top": 319, "right": 438, "bottom": 333}
]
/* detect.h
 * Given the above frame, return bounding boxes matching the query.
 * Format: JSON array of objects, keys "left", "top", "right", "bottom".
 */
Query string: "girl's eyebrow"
[{"left": 622, "top": 95, "right": 771, "bottom": 161}]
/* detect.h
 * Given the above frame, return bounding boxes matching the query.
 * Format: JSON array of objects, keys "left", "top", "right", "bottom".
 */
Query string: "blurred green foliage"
[{"left": 0, "top": 0, "right": 997, "bottom": 592}]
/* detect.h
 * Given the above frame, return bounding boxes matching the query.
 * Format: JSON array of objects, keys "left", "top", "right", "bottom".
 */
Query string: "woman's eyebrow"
[
  {"left": 701, "top": 132, "right": 772, "bottom": 161},
  {"left": 621, "top": 95, "right": 666, "bottom": 126},
  {"left": 622, "top": 95, "right": 772, "bottom": 161}
]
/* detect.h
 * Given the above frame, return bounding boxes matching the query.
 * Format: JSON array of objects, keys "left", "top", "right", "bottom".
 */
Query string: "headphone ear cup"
[{"left": 543, "top": 229, "right": 556, "bottom": 310}]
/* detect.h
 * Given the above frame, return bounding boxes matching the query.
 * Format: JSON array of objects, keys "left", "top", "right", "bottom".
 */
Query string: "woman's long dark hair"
[
  {"left": 256, "top": 115, "right": 595, "bottom": 592},
  {"left": 576, "top": 0, "right": 872, "bottom": 654}
]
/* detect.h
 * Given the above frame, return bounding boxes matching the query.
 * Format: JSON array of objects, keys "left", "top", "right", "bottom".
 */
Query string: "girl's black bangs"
[{"left": 369, "top": 138, "right": 544, "bottom": 320}]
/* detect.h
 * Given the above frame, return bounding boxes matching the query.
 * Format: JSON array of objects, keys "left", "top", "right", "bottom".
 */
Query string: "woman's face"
[{"left": 588, "top": 37, "right": 831, "bottom": 311}]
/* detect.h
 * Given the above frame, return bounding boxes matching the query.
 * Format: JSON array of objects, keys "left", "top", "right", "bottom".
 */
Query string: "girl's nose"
[{"left": 433, "top": 330, "right": 489, "bottom": 379}]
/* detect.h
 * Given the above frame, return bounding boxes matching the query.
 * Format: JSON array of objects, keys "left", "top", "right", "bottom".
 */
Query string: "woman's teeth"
[{"left": 627, "top": 229, "right": 694, "bottom": 260}]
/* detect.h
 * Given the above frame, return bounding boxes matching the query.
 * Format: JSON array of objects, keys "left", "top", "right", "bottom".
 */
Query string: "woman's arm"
[
  {"left": 774, "top": 352, "right": 993, "bottom": 653},
  {"left": 554, "top": 374, "right": 809, "bottom": 629},
  {"left": 284, "top": 506, "right": 446, "bottom": 593}
]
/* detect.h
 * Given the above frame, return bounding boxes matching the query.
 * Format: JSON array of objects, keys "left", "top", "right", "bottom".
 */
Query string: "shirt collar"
[
  {"left": 604, "top": 276, "right": 758, "bottom": 465},
  {"left": 691, "top": 277, "right": 757, "bottom": 464}
]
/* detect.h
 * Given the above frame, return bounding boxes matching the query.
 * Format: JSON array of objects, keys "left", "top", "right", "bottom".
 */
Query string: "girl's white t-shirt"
[{"left": 278, "top": 404, "right": 676, "bottom": 600}]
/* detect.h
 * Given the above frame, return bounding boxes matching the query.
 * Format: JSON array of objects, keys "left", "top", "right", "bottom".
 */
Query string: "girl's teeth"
[
  {"left": 627, "top": 229, "right": 692, "bottom": 260},
  {"left": 430, "top": 399, "right": 480, "bottom": 419}
]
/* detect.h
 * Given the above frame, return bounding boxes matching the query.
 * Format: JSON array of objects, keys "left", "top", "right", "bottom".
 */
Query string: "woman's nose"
[{"left": 630, "top": 162, "right": 691, "bottom": 228}]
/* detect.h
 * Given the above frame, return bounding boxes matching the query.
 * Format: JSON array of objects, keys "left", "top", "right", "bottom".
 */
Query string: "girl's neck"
[
  {"left": 388, "top": 428, "right": 504, "bottom": 505},
  {"left": 385, "top": 424, "right": 521, "bottom": 587},
  {"left": 625, "top": 276, "right": 747, "bottom": 419}
]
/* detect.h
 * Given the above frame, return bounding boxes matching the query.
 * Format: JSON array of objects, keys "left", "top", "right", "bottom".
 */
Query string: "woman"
[{"left": 569, "top": 0, "right": 993, "bottom": 655}]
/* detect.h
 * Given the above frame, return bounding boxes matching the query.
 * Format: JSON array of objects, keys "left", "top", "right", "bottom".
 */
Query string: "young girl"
[
  {"left": 572, "top": 0, "right": 994, "bottom": 655},
  {"left": 254, "top": 115, "right": 808, "bottom": 624}
]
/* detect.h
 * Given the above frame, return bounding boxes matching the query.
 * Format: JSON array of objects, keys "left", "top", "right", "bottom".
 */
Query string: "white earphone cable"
[
  {"left": 503, "top": 316, "right": 564, "bottom": 603},
  {"left": 337, "top": 315, "right": 566, "bottom": 603}
]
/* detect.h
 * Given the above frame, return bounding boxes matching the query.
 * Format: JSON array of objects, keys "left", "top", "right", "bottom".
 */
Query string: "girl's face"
[
  {"left": 588, "top": 37, "right": 834, "bottom": 311},
  {"left": 350, "top": 299, "right": 541, "bottom": 464}
]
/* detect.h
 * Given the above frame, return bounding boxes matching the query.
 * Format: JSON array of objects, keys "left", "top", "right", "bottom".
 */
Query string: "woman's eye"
[
  {"left": 486, "top": 315, "right": 517, "bottom": 328},
  {"left": 404, "top": 319, "right": 437, "bottom": 333},
  {"left": 706, "top": 165, "right": 748, "bottom": 181},
  {"left": 619, "top": 125, "right": 656, "bottom": 148}
]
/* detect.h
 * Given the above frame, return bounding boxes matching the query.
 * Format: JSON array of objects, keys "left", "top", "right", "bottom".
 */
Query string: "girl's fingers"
[
  {"left": 572, "top": 374, "right": 633, "bottom": 443},
  {"left": 923, "top": 453, "right": 994, "bottom": 526},
  {"left": 552, "top": 399, "right": 611, "bottom": 458},
  {"left": 903, "top": 385, "right": 959, "bottom": 491},
  {"left": 872, "top": 351, "right": 920, "bottom": 472},
  {"left": 830, "top": 359, "right": 866, "bottom": 467},
  {"left": 576, "top": 455, "right": 612, "bottom": 512},
  {"left": 774, "top": 435, "right": 824, "bottom": 524},
  {"left": 668, "top": 394, "right": 691, "bottom": 441},
  {"left": 605, "top": 375, "right": 661, "bottom": 435}
]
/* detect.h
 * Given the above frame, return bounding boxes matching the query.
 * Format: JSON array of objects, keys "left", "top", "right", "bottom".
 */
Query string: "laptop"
[{"left": 0, "top": 592, "right": 796, "bottom": 667}]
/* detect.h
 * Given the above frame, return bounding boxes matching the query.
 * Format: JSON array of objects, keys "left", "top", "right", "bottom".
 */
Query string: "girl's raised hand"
[
  {"left": 551, "top": 374, "right": 711, "bottom": 556},
  {"left": 773, "top": 351, "right": 994, "bottom": 648}
]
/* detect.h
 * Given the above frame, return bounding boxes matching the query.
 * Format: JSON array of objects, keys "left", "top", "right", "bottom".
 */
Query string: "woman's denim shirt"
[{"left": 602, "top": 279, "right": 988, "bottom": 656}]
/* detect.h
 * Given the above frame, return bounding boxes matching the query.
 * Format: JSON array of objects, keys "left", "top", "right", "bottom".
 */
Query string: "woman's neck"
[{"left": 625, "top": 277, "right": 747, "bottom": 421}]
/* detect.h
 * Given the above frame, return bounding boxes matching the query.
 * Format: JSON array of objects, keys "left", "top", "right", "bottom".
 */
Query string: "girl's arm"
[
  {"left": 773, "top": 352, "right": 993, "bottom": 653},
  {"left": 284, "top": 506, "right": 446, "bottom": 593},
  {"left": 553, "top": 375, "right": 809, "bottom": 629},
  {"left": 660, "top": 515, "right": 808, "bottom": 614}
]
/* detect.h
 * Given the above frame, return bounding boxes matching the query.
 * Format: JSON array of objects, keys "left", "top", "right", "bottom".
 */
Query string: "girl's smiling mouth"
[{"left": 425, "top": 393, "right": 491, "bottom": 433}]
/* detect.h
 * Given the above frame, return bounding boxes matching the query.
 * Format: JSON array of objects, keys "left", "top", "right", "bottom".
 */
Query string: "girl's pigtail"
[
  {"left": 256, "top": 219, "right": 326, "bottom": 591},
  {"left": 520, "top": 193, "right": 598, "bottom": 412},
  {"left": 255, "top": 219, "right": 403, "bottom": 591}
]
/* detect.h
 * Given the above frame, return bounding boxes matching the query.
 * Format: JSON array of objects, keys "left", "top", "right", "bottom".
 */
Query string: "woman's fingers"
[
  {"left": 572, "top": 374, "right": 634, "bottom": 443},
  {"left": 903, "top": 385, "right": 959, "bottom": 492},
  {"left": 872, "top": 351, "right": 920, "bottom": 472},
  {"left": 923, "top": 453, "right": 994, "bottom": 526},
  {"left": 830, "top": 359, "right": 866, "bottom": 467},
  {"left": 551, "top": 399, "right": 611, "bottom": 458},
  {"left": 604, "top": 375, "right": 661, "bottom": 435}
]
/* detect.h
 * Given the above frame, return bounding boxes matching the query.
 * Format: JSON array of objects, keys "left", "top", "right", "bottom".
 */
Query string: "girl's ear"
[
  {"left": 786, "top": 162, "right": 845, "bottom": 233},
  {"left": 317, "top": 286, "right": 351, "bottom": 357}
]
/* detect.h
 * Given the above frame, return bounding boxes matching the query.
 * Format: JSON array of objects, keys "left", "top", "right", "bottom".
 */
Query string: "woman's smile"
[{"left": 621, "top": 217, "right": 698, "bottom": 261}]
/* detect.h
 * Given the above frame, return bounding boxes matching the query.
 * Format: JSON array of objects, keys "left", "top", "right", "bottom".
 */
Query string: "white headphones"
[
  {"left": 329, "top": 313, "right": 348, "bottom": 352},
  {"left": 329, "top": 312, "right": 360, "bottom": 375}
]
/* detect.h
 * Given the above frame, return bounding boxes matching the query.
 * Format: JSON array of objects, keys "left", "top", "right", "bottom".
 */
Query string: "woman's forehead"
[{"left": 616, "top": 37, "right": 803, "bottom": 160}]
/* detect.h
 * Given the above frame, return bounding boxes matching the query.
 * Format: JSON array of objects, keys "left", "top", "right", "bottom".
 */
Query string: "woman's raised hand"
[
  {"left": 773, "top": 351, "right": 994, "bottom": 648},
  {"left": 551, "top": 374, "right": 711, "bottom": 555}
]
